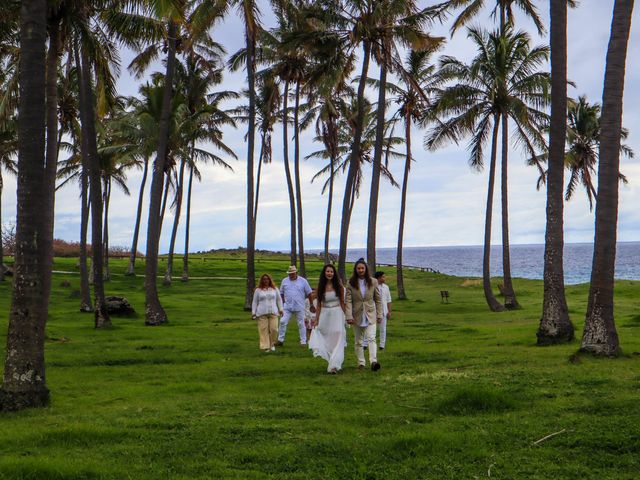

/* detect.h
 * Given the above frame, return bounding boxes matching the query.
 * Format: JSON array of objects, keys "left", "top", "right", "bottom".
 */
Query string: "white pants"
[
  {"left": 278, "top": 309, "right": 307, "bottom": 344},
  {"left": 379, "top": 317, "right": 387, "bottom": 348},
  {"left": 363, "top": 317, "right": 387, "bottom": 348},
  {"left": 353, "top": 323, "right": 377, "bottom": 366}
]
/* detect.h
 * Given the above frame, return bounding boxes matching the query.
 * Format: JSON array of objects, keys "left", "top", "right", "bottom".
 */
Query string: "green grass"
[{"left": 1, "top": 255, "right": 639, "bottom": 479}]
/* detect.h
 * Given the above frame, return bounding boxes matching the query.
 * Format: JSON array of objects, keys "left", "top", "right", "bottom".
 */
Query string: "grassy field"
[{"left": 1, "top": 255, "right": 639, "bottom": 479}]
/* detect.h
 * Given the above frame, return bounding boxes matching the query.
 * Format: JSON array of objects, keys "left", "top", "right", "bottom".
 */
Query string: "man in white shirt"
[
  {"left": 276, "top": 266, "right": 314, "bottom": 346},
  {"left": 374, "top": 271, "right": 392, "bottom": 350}
]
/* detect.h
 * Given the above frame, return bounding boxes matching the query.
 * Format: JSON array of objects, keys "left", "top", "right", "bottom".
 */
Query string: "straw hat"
[{"left": 287, "top": 265, "right": 298, "bottom": 274}]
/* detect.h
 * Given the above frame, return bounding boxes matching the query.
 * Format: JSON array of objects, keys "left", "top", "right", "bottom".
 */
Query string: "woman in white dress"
[
  {"left": 308, "top": 264, "right": 347, "bottom": 374},
  {"left": 251, "top": 274, "right": 283, "bottom": 352}
]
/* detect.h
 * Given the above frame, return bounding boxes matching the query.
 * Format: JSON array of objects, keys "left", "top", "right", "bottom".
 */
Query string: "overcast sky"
[{"left": 2, "top": 1, "right": 639, "bottom": 253}]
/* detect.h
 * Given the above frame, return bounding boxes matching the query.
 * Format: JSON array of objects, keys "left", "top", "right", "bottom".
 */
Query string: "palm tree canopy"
[{"left": 426, "top": 26, "right": 550, "bottom": 170}]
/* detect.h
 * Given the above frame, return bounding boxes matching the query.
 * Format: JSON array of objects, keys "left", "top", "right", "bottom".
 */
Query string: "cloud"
[{"left": 2, "top": 1, "right": 638, "bottom": 254}]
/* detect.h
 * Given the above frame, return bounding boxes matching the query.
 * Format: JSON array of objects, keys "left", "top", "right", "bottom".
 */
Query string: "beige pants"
[
  {"left": 353, "top": 323, "right": 377, "bottom": 366},
  {"left": 257, "top": 314, "right": 279, "bottom": 350}
]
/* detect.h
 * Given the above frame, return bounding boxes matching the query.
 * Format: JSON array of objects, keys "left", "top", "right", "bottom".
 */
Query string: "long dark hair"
[
  {"left": 349, "top": 258, "right": 372, "bottom": 288},
  {"left": 317, "top": 264, "right": 344, "bottom": 303}
]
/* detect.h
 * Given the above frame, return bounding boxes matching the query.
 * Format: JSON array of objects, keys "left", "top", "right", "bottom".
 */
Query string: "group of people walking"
[{"left": 251, "top": 259, "right": 392, "bottom": 374}]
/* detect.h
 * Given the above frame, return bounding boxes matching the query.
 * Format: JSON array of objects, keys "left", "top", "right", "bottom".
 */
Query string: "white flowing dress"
[{"left": 308, "top": 291, "right": 346, "bottom": 372}]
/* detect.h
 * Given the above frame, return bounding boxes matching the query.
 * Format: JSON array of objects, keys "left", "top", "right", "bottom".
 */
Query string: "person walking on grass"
[
  {"left": 309, "top": 265, "right": 347, "bottom": 374},
  {"left": 375, "top": 271, "right": 392, "bottom": 350},
  {"left": 345, "top": 259, "right": 383, "bottom": 371},
  {"left": 252, "top": 273, "right": 284, "bottom": 352},
  {"left": 276, "top": 266, "right": 314, "bottom": 346}
]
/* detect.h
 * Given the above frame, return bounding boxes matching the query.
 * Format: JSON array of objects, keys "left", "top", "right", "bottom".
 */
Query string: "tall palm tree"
[
  {"left": 581, "top": 0, "right": 635, "bottom": 357},
  {"left": 143, "top": 13, "right": 178, "bottom": 325},
  {"left": 120, "top": 91, "right": 159, "bottom": 277},
  {"left": 447, "top": 0, "right": 558, "bottom": 310},
  {"left": 303, "top": 80, "right": 355, "bottom": 264},
  {"left": 427, "top": 27, "right": 550, "bottom": 312},
  {"left": 180, "top": 90, "right": 236, "bottom": 282},
  {"left": 0, "top": 0, "right": 50, "bottom": 411},
  {"left": 254, "top": 8, "right": 307, "bottom": 271},
  {"left": 227, "top": 0, "right": 261, "bottom": 309},
  {"left": 389, "top": 48, "right": 439, "bottom": 300},
  {"left": 537, "top": 0, "right": 573, "bottom": 344},
  {"left": 253, "top": 74, "right": 280, "bottom": 226},
  {"left": 365, "top": 0, "right": 446, "bottom": 271},
  {"left": 75, "top": 38, "right": 112, "bottom": 328}
]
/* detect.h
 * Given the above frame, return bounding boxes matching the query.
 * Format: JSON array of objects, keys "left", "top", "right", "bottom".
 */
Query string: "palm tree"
[
  {"left": 365, "top": 0, "right": 446, "bottom": 271},
  {"left": 227, "top": 0, "right": 261, "bottom": 309},
  {"left": 98, "top": 129, "right": 136, "bottom": 281},
  {"left": 427, "top": 27, "right": 550, "bottom": 312},
  {"left": 253, "top": 74, "right": 280, "bottom": 227},
  {"left": 144, "top": 14, "right": 178, "bottom": 324},
  {"left": 536, "top": 0, "right": 573, "bottom": 344},
  {"left": 447, "top": 0, "right": 554, "bottom": 310},
  {"left": 120, "top": 91, "right": 159, "bottom": 277},
  {"left": 75, "top": 38, "right": 112, "bottom": 328},
  {"left": 254, "top": 8, "right": 307, "bottom": 271},
  {"left": 533, "top": 96, "right": 633, "bottom": 210},
  {"left": 308, "top": 97, "right": 403, "bottom": 237},
  {"left": 139, "top": 0, "right": 181, "bottom": 324},
  {"left": 388, "top": 49, "right": 439, "bottom": 300},
  {"left": 180, "top": 90, "right": 236, "bottom": 282},
  {"left": 303, "top": 80, "right": 355, "bottom": 264},
  {"left": 581, "top": 0, "right": 635, "bottom": 357},
  {"left": 448, "top": 0, "right": 545, "bottom": 36},
  {"left": 564, "top": 100, "right": 632, "bottom": 209},
  {"left": 0, "top": 0, "right": 50, "bottom": 411}
]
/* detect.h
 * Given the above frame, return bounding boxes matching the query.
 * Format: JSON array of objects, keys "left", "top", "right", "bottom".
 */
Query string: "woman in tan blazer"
[{"left": 345, "top": 259, "right": 383, "bottom": 371}]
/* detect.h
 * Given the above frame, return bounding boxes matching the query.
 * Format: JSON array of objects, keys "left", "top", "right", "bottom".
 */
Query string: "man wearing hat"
[{"left": 276, "top": 266, "right": 314, "bottom": 346}]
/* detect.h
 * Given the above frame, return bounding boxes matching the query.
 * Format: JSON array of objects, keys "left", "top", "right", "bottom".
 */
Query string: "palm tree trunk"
[
  {"left": 158, "top": 172, "right": 170, "bottom": 234},
  {"left": 538, "top": 0, "right": 574, "bottom": 344},
  {"left": 483, "top": 116, "right": 506, "bottom": 312},
  {"left": 42, "top": 15, "right": 60, "bottom": 302},
  {"left": 182, "top": 164, "right": 194, "bottom": 282},
  {"left": 254, "top": 139, "right": 265, "bottom": 223},
  {"left": 244, "top": 22, "right": 257, "bottom": 311},
  {"left": 338, "top": 41, "right": 372, "bottom": 280},
  {"left": 323, "top": 119, "right": 337, "bottom": 265},
  {"left": 126, "top": 157, "right": 149, "bottom": 276},
  {"left": 79, "top": 171, "right": 92, "bottom": 312},
  {"left": 367, "top": 61, "right": 388, "bottom": 271},
  {"left": 581, "top": 0, "right": 634, "bottom": 356},
  {"left": 500, "top": 114, "right": 519, "bottom": 309},
  {"left": 282, "top": 80, "right": 297, "bottom": 267},
  {"left": 293, "top": 81, "right": 306, "bottom": 277},
  {"left": 0, "top": 0, "right": 50, "bottom": 411},
  {"left": 102, "top": 178, "right": 111, "bottom": 281},
  {"left": 145, "top": 20, "right": 177, "bottom": 326},
  {"left": 396, "top": 116, "right": 412, "bottom": 300},
  {"left": 164, "top": 158, "right": 186, "bottom": 286},
  {"left": 78, "top": 43, "right": 110, "bottom": 328}
]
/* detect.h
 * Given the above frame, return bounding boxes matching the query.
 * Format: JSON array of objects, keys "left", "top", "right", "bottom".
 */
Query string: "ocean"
[{"left": 344, "top": 242, "right": 640, "bottom": 285}]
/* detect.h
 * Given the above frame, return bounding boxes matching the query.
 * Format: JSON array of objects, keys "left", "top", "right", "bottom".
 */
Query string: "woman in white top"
[
  {"left": 308, "top": 264, "right": 347, "bottom": 373},
  {"left": 252, "top": 274, "right": 284, "bottom": 352}
]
